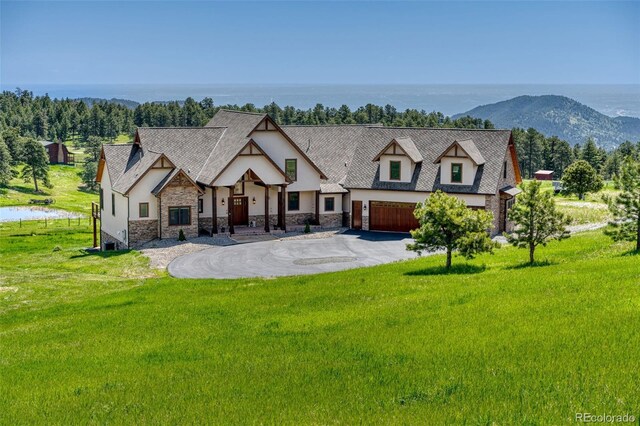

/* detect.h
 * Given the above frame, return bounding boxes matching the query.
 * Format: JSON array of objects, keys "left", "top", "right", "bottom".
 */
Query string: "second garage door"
[{"left": 369, "top": 201, "right": 420, "bottom": 232}]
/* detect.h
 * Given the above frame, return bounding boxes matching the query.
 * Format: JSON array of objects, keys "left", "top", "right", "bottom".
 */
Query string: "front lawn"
[{"left": 0, "top": 222, "right": 638, "bottom": 424}]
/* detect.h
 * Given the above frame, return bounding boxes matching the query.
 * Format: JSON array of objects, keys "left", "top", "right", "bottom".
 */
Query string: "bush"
[
  {"left": 178, "top": 229, "right": 186, "bottom": 241},
  {"left": 304, "top": 222, "right": 311, "bottom": 233}
]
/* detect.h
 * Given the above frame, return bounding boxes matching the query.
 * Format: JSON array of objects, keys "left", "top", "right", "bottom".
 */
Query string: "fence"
[{"left": 0, "top": 217, "right": 93, "bottom": 236}]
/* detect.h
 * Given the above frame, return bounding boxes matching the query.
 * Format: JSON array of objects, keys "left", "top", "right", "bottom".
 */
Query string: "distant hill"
[
  {"left": 454, "top": 95, "right": 640, "bottom": 149},
  {"left": 76, "top": 97, "right": 140, "bottom": 109}
]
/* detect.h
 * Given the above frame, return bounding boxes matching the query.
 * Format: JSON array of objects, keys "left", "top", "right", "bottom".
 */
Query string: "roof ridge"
[
  {"left": 138, "top": 126, "right": 227, "bottom": 130},
  {"left": 195, "top": 127, "right": 228, "bottom": 183},
  {"left": 369, "top": 126, "right": 510, "bottom": 131},
  {"left": 217, "top": 109, "right": 266, "bottom": 116}
]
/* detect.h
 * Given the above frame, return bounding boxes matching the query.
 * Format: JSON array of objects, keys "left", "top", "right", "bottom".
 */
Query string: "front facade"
[{"left": 96, "top": 110, "right": 521, "bottom": 250}]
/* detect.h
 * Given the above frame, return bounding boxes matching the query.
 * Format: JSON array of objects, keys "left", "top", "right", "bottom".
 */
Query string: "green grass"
[
  {"left": 0, "top": 165, "right": 97, "bottom": 214},
  {"left": 1, "top": 222, "right": 638, "bottom": 424}
]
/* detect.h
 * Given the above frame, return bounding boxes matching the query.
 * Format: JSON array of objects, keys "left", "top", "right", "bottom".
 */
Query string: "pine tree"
[
  {"left": 20, "top": 138, "right": 51, "bottom": 192},
  {"left": 506, "top": 180, "right": 570, "bottom": 264},
  {"left": 407, "top": 191, "right": 497, "bottom": 269},
  {"left": 0, "top": 139, "right": 13, "bottom": 186},
  {"left": 605, "top": 157, "right": 640, "bottom": 251},
  {"left": 562, "top": 160, "right": 604, "bottom": 200}
]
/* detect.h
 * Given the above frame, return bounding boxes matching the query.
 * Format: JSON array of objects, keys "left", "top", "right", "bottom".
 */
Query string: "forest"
[{"left": 1, "top": 88, "right": 639, "bottom": 188}]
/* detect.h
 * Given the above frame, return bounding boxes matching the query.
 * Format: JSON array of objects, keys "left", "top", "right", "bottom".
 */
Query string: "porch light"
[
  {"left": 221, "top": 198, "right": 225, "bottom": 206},
  {"left": 363, "top": 204, "right": 367, "bottom": 211},
  {"left": 252, "top": 196, "right": 256, "bottom": 205}
]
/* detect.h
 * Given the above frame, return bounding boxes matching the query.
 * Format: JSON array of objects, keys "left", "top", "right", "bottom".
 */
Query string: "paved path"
[{"left": 168, "top": 231, "right": 419, "bottom": 279}]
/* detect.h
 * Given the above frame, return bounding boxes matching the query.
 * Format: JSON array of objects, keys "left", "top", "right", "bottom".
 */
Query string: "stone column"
[
  {"left": 228, "top": 186, "right": 234, "bottom": 235},
  {"left": 211, "top": 186, "right": 217, "bottom": 235},
  {"left": 315, "top": 190, "right": 320, "bottom": 225}
]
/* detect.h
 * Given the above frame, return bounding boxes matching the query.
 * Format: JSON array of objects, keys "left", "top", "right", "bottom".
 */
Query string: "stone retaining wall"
[
  {"left": 101, "top": 230, "right": 125, "bottom": 251},
  {"left": 319, "top": 213, "right": 343, "bottom": 228}
]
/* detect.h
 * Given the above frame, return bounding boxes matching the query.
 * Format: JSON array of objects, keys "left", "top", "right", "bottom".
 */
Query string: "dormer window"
[
  {"left": 390, "top": 161, "right": 401, "bottom": 180},
  {"left": 451, "top": 163, "right": 463, "bottom": 183}
]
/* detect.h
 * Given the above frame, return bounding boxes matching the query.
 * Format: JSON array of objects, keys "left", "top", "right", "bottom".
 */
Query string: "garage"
[{"left": 369, "top": 201, "right": 420, "bottom": 233}]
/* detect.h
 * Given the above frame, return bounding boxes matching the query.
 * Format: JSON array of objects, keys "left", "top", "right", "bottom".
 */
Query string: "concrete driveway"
[{"left": 168, "top": 230, "right": 418, "bottom": 279}]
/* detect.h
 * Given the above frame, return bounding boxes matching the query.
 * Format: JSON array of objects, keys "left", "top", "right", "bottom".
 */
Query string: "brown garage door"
[{"left": 369, "top": 201, "right": 420, "bottom": 232}]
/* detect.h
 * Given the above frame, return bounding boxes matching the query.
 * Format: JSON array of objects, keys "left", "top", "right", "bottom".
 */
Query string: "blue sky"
[{"left": 1, "top": 1, "right": 638, "bottom": 85}]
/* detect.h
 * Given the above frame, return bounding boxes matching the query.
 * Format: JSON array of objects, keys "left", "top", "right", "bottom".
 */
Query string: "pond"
[{"left": 0, "top": 206, "right": 83, "bottom": 222}]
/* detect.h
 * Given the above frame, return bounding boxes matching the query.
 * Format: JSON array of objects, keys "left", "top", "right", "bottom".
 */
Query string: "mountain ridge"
[{"left": 454, "top": 95, "right": 640, "bottom": 149}]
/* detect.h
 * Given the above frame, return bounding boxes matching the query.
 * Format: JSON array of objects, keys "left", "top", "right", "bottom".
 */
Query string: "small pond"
[{"left": 0, "top": 206, "right": 83, "bottom": 222}]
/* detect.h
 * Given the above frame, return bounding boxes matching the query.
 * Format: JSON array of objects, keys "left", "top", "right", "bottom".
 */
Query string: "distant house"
[
  {"left": 40, "top": 141, "right": 74, "bottom": 165},
  {"left": 96, "top": 109, "right": 522, "bottom": 250},
  {"left": 534, "top": 170, "right": 554, "bottom": 180}
]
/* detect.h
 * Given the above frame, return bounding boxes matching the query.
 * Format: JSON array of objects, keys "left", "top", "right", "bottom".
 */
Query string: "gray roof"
[
  {"left": 373, "top": 137, "right": 423, "bottom": 163},
  {"left": 344, "top": 127, "right": 512, "bottom": 194},
  {"left": 456, "top": 139, "right": 485, "bottom": 165},
  {"left": 101, "top": 144, "right": 133, "bottom": 189},
  {"left": 320, "top": 183, "right": 349, "bottom": 194},
  {"left": 39, "top": 140, "right": 54, "bottom": 147}
]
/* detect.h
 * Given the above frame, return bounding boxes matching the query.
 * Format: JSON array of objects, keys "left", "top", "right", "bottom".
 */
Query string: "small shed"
[
  {"left": 40, "top": 140, "right": 74, "bottom": 165},
  {"left": 534, "top": 170, "right": 554, "bottom": 181}
]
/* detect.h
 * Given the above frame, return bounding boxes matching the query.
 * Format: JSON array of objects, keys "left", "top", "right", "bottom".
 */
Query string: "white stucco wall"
[
  {"left": 319, "top": 193, "right": 343, "bottom": 214},
  {"left": 100, "top": 167, "right": 129, "bottom": 244},
  {"left": 349, "top": 189, "right": 486, "bottom": 218},
  {"left": 213, "top": 156, "right": 288, "bottom": 187},
  {"left": 286, "top": 190, "right": 315, "bottom": 214},
  {"left": 250, "top": 131, "right": 322, "bottom": 191},
  {"left": 378, "top": 154, "right": 414, "bottom": 182},
  {"left": 128, "top": 169, "right": 170, "bottom": 220}
]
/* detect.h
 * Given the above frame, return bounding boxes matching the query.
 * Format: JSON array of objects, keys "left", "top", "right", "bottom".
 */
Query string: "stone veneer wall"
[
  {"left": 159, "top": 176, "right": 199, "bottom": 240},
  {"left": 361, "top": 216, "right": 370, "bottom": 231},
  {"left": 101, "top": 230, "right": 125, "bottom": 251},
  {"left": 319, "top": 213, "right": 343, "bottom": 228},
  {"left": 286, "top": 213, "right": 316, "bottom": 226},
  {"left": 199, "top": 217, "right": 213, "bottom": 235},
  {"left": 128, "top": 220, "right": 158, "bottom": 247}
]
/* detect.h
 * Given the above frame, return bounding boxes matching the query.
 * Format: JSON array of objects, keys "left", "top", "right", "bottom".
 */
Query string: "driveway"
[{"left": 168, "top": 230, "right": 419, "bottom": 279}]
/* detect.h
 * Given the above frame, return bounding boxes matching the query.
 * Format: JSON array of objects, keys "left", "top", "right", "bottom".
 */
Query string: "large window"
[
  {"left": 285, "top": 159, "right": 297, "bottom": 181},
  {"left": 324, "top": 197, "right": 335, "bottom": 212},
  {"left": 139, "top": 202, "right": 149, "bottom": 218},
  {"left": 287, "top": 192, "right": 300, "bottom": 211},
  {"left": 451, "top": 163, "right": 463, "bottom": 183},
  {"left": 168, "top": 207, "right": 191, "bottom": 226},
  {"left": 111, "top": 193, "right": 115, "bottom": 216},
  {"left": 390, "top": 161, "right": 401, "bottom": 180},
  {"left": 99, "top": 189, "right": 104, "bottom": 210},
  {"left": 503, "top": 161, "right": 507, "bottom": 179},
  {"left": 198, "top": 199, "right": 204, "bottom": 213}
]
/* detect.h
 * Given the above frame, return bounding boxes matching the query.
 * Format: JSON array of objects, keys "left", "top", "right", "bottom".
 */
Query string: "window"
[
  {"left": 390, "top": 161, "right": 401, "bottom": 180},
  {"left": 506, "top": 198, "right": 515, "bottom": 211},
  {"left": 111, "top": 193, "right": 115, "bottom": 216},
  {"left": 451, "top": 163, "right": 463, "bottom": 183},
  {"left": 287, "top": 192, "right": 300, "bottom": 211},
  {"left": 139, "top": 202, "right": 149, "bottom": 218},
  {"left": 168, "top": 207, "right": 191, "bottom": 226},
  {"left": 285, "top": 159, "right": 297, "bottom": 181},
  {"left": 503, "top": 161, "right": 507, "bottom": 179},
  {"left": 324, "top": 197, "right": 335, "bottom": 212},
  {"left": 99, "top": 189, "right": 104, "bottom": 210},
  {"left": 198, "top": 199, "right": 204, "bottom": 214}
]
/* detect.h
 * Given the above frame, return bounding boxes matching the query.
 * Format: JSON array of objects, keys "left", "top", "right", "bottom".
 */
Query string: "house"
[
  {"left": 40, "top": 140, "right": 74, "bottom": 165},
  {"left": 534, "top": 170, "right": 554, "bottom": 180},
  {"left": 95, "top": 109, "right": 522, "bottom": 250}
]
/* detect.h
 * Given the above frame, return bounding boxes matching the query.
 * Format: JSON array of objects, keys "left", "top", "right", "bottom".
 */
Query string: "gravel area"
[{"left": 140, "top": 235, "right": 235, "bottom": 269}]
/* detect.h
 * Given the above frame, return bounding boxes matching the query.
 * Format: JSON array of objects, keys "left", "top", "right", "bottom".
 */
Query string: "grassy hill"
[
  {"left": 0, "top": 219, "right": 638, "bottom": 423},
  {"left": 454, "top": 95, "right": 640, "bottom": 149}
]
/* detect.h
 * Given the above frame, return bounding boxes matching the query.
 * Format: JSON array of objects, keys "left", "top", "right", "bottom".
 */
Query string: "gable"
[{"left": 211, "top": 140, "right": 290, "bottom": 187}]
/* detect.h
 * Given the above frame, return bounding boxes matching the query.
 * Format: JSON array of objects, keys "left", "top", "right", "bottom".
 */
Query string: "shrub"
[
  {"left": 178, "top": 229, "right": 186, "bottom": 241},
  {"left": 304, "top": 222, "right": 311, "bottom": 233}
]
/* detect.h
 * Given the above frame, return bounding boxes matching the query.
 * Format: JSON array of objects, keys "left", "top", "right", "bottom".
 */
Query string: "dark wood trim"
[
  {"left": 451, "top": 162, "right": 463, "bottom": 183},
  {"left": 211, "top": 186, "right": 217, "bottom": 235},
  {"left": 124, "top": 153, "right": 177, "bottom": 195},
  {"left": 389, "top": 160, "right": 402, "bottom": 181},
  {"left": 154, "top": 169, "right": 204, "bottom": 196},
  {"left": 264, "top": 185, "right": 270, "bottom": 233},
  {"left": 315, "top": 190, "right": 320, "bottom": 224},
  {"left": 372, "top": 138, "right": 410, "bottom": 162},
  {"left": 139, "top": 202, "right": 149, "bottom": 218},
  {"left": 278, "top": 185, "right": 287, "bottom": 231},
  {"left": 227, "top": 186, "right": 234, "bottom": 234},
  {"left": 234, "top": 181, "right": 245, "bottom": 195},
  {"left": 324, "top": 196, "right": 335, "bottom": 212},
  {"left": 168, "top": 206, "right": 191, "bottom": 226}
]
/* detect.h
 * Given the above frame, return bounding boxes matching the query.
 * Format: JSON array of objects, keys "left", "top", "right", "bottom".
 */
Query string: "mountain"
[
  {"left": 76, "top": 97, "right": 140, "bottom": 109},
  {"left": 454, "top": 95, "right": 640, "bottom": 149}
]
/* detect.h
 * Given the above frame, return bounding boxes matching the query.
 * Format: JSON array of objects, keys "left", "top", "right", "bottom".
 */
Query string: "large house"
[{"left": 96, "top": 109, "right": 521, "bottom": 250}]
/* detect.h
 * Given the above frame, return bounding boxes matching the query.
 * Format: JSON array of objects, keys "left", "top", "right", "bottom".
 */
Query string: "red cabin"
[
  {"left": 40, "top": 141, "right": 74, "bottom": 165},
  {"left": 534, "top": 170, "right": 553, "bottom": 181}
]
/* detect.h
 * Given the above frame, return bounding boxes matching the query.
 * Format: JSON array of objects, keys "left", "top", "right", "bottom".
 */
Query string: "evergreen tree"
[
  {"left": 506, "top": 180, "right": 570, "bottom": 264},
  {"left": 562, "top": 160, "right": 604, "bottom": 200},
  {"left": 81, "top": 160, "right": 98, "bottom": 191},
  {"left": 20, "top": 138, "right": 51, "bottom": 192},
  {"left": 605, "top": 157, "right": 640, "bottom": 251},
  {"left": 581, "top": 138, "right": 602, "bottom": 171},
  {"left": 0, "top": 139, "right": 13, "bottom": 186},
  {"left": 1, "top": 128, "right": 23, "bottom": 165},
  {"left": 407, "top": 191, "right": 497, "bottom": 269},
  {"left": 86, "top": 136, "right": 104, "bottom": 162}
]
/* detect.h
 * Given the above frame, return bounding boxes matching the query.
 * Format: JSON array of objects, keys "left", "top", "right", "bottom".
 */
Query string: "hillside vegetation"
[
  {"left": 0, "top": 220, "right": 639, "bottom": 423},
  {"left": 455, "top": 95, "right": 640, "bottom": 149}
]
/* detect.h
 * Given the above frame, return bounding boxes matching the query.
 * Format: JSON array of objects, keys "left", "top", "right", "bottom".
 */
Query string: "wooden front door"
[
  {"left": 369, "top": 201, "right": 419, "bottom": 232},
  {"left": 232, "top": 197, "right": 248, "bottom": 226},
  {"left": 352, "top": 200, "right": 362, "bottom": 230}
]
